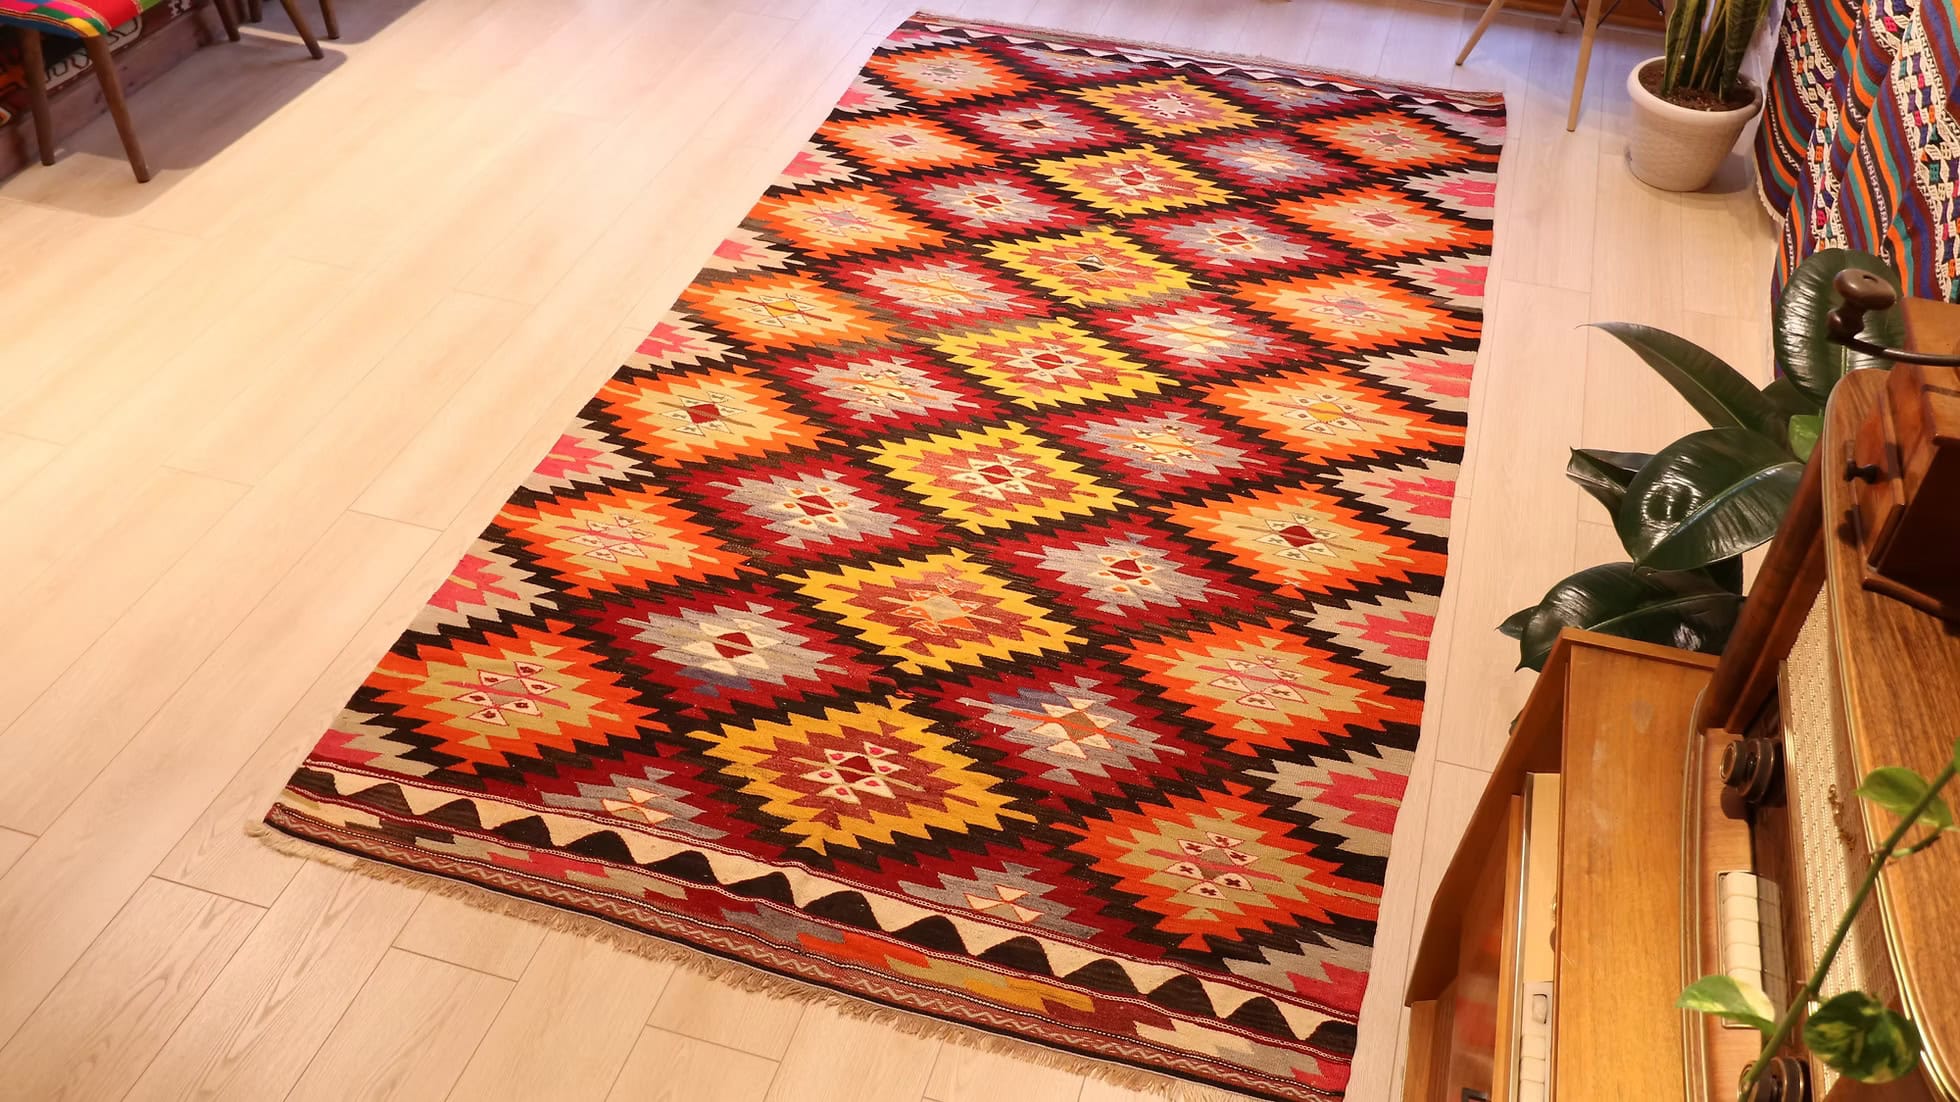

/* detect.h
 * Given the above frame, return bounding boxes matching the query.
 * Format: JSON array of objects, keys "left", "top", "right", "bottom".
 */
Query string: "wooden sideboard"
[{"left": 1403, "top": 631, "right": 1717, "bottom": 1102}]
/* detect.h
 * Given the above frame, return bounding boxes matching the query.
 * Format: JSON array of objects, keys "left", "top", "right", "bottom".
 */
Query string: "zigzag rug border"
[{"left": 250, "top": 815, "right": 1295, "bottom": 1102}]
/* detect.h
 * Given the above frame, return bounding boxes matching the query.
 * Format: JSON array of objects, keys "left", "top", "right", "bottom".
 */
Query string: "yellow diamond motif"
[
  {"left": 1074, "top": 77, "right": 1258, "bottom": 137},
  {"left": 703, "top": 695, "right": 1034, "bottom": 853},
  {"left": 1031, "top": 145, "right": 1230, "bottom": 216},
  {"left": 988, "top": 228, "right": 1192, "bottom": 307},
  {"left": 933, "top": 318, "right": 1171, "bottom": 409},
  {"left": 868, "top": 422, "right": 1130, "bottom": 533},
  {"left": 793, "top": 550, "right": 1082, "bottom": 674}
]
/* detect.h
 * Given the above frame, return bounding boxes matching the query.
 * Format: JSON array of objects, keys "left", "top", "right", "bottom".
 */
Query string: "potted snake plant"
[{"left": 1626, "top": 0, "right": 1771, "bottom": 190}]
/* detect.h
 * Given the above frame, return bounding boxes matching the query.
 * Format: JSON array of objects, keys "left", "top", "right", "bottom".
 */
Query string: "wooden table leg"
[
  {"left": 1566, "top": 0, "right": 1605, "bottom": 131},
  {"left": 1456, "top": 0, "right": 1512, "bottom": 66},
  {"left": 82, "top": 35, "right": 149, "bottom": 183},
  {"left": 277, "top": 0, "right": 325, "bottom": 58},
  {"left": 19, "top": 27, "right": 56, "bottom": 166},
  {"left": 211, "top": 0, "right": 241, "bottom": 43},
  {"left": 318, "top": 0, "right": 339, "bottom": 40}
]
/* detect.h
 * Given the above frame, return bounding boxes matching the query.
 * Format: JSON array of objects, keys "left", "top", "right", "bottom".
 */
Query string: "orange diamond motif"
[
  {"left": 1203, "top": 365, "right": 1461, "bottom": 462},
  {"left": 867, "top": 45, "right": 1031, "bottom": 103},
  {"left": 372, "top": 625, "right": 658, "bottom": 772},
  {"left": 1076, "top": 787, "right": 1379, "bottom": 948},
  {"left": 752, "top": 185, "right": 946, "bottom": 259},
  {"left": 1032, "top": 145, "right": 1228, "bottom": 216},
  {"left": 1164, "top": 480, "right": 1443, "bottom": 598},
  {"left": 685, "top": 273, "right": 891, "bottom": 351},
  {"left": 595, "top": 366, "right": 828, "bottom": 465},
  {"left": 1123, "top": 619, "right": 1405, "bottom": 755},
  {"left": 1303, "top": 111, "right": 1472, "bottom": 171},
  {"left": 1276, "top": 185, "right": 1472, "bottom": 257},
  {"left": 499, "top": 485, "right": 746, "bottom": 597},
  {"left": 1235, "top": 272, "right": 1465, "bottom": 351},
  {"left": 822, "top": 113, "right": 996, "bottom": 174}
]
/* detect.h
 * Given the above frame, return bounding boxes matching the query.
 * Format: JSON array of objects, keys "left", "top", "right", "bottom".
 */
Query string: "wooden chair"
[
  {"left": 1, "top": 0, "right": 324, "bottom": 183},
  {"left": 1455, "top": 0, "right": 1601, "bottom": 131}
]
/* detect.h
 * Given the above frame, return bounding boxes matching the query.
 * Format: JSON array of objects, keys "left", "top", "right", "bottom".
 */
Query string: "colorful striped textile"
[
  {"left": 0, "top": 0, "right": 152, "bottom": 37},
  {"left": 1755, "top": 0, "right": 1960, "bottom": 301}
]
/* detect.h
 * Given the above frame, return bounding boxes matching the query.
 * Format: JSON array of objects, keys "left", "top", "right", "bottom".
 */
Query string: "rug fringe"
[
  {"left": 910, "top": 8, "right": 1504, "bottom": 108},
  {"left": 246, "top": 820, "right": 1256, "bottom": 1102}
]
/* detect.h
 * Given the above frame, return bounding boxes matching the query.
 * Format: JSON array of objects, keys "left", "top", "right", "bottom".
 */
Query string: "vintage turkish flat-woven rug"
[{"left": 264, "top": 14, "right": 1502, "bottom": 1101}]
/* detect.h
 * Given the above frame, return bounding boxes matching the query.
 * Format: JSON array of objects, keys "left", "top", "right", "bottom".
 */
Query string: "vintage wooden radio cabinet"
[{"left": 1402, "top": 285, "right": 1960, "bottom": 1102}]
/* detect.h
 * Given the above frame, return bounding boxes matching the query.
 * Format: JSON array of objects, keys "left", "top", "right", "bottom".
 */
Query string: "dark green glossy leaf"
[
  {"left": 1591, "top": 323, "right": 1782, "bottom": 439},
  {"left": 1788, "top": 414, "right": 1822, "bottom": 461},
  {"left": 1857, "top": 766, "right": 1956, "bottom": 832},
  {"left": 1617, "top": 428, "right": 1804, "bottom": 571},
  {"left": 1774, "top": 249, "right": 1906, "bottom": 403},
  {"left": 1701, "top": 555, "right": 1745, "bottom": 594},
  {"left": 1517, "top": 563, "right": 1743, "bottom": 671},
  {"left": 1804, "top": 991, "right": 1922, "bottom": 1083},
  {"left": 1762, "top": 377, "right": 1823, "bottom": 418},
  {"left": 1498, "top": 604, "right": 1539, "bottom": 641},
  {"left": 1678, "top": 974, "right": 1775, "bottom": 1033},
  {"left": 1567, "top": 449, "right": 1653, "bottom": 519}
]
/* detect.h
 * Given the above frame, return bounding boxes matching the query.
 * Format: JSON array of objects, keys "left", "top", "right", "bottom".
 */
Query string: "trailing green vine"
[{"left": 1677, "top": 742, "right": 1959, "bottom": 1100}]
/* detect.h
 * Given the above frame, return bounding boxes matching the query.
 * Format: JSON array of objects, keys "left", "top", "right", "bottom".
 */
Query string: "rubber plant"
[
  {"left": 1501, "top": 247, "right": 1906, "bottom": 672},
  {"left": 1679, "top": 746, "right": 1957, "bottom": 1099}
]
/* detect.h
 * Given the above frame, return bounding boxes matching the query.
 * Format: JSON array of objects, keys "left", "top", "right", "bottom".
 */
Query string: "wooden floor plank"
[
  {"left": 285, "top": 948, "right": 513, "bottom": 1102},
  {"left": 392, "top": 893, "right": 548, "bottom": 983},
  {"left": 444, "top": 932, "right": 677, "bottom": 1102},
  {"left": 766, "top": 1008, "right": 940, "bottom": 1102},
  {"left": 647, "top": 969, "right": 806, "bottom": 1061},
  {"left": 606, "top": 1027, "right": 781, "bottom": 1102},
  {"left": 122, "top": 862, "right": 424, "bottom": 1102},
  {"left": 0, "top": 878, "right": 260, "bottom": 1102},
  {"left": 0, "top": 513, "right": 431, "bottom": 1044},
  {"left": 925, "top": 1045, "right": 1084, "bottom": 1102}
]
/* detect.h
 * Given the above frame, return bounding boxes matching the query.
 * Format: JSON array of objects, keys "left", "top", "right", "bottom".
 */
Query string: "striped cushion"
[{"left": 0, "top": 0, "right": 156, "bottom": 36}]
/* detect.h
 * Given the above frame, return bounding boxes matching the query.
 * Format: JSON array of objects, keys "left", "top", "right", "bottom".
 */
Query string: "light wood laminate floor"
[{"left": 0, "top": 0, "right": 1774, "bottom": 1098}]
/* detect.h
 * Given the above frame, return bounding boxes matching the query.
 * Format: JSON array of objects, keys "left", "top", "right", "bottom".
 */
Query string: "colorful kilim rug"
[{"left": 264, "top": 15, "right": 1503, "bottom": 1100}]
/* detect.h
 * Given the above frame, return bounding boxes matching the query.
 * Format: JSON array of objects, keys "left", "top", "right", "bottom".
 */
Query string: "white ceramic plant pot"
[{"left": 1625, "top": 56, "right": 1762, "bottom": 192}]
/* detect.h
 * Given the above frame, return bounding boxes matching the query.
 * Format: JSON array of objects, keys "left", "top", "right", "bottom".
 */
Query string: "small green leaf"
[
  {"left": 1804, "top": 991, "right": 1922, "bottom": 1083},
  {"left": 1858, "top": 767, "right": 1956, "bottom": 831},
  {"left": 1677, "top": 974, "right": 1776, "bottom": 1032},
  {"left": 1788, "top": 415, "right": 1822, "bottom": 461},
  {"left": 1567, "top": 449, "right": 1653, "bottom": 519},
  {"left": 1498, "top": 604, "right": 1539, "bottom": 640}
]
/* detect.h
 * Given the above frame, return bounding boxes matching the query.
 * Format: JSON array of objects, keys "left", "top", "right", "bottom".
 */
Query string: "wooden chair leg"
[
  {"left": 19, "top": 27, "right": 56, "bottom": 166},
  {"left": 317, "top": 0, "right": 339, "bottom": 40},
  {"left": 211, "top": 0, "right": 242, "bottom": 43},
  {"left": 1565, "top": 0, "right": 1604, "bottom": 132},
  {"left": 276, "top": 0, "right": 325, "bottom": 58},
  {"left": 1455, "top": 0, "right": 1511, "bottom": 66},
  {"left": 82, "top": 35, "right": 149, "bottom": 182},
  {"left": 245, "top": 0, "right": 262, "bottom": 23}
]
